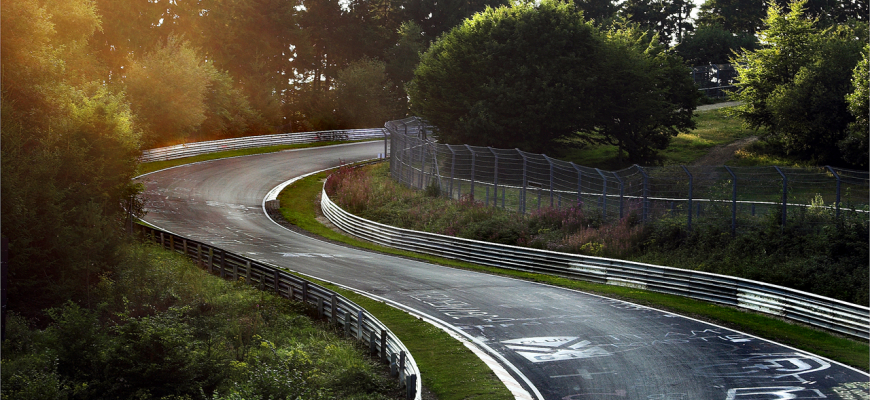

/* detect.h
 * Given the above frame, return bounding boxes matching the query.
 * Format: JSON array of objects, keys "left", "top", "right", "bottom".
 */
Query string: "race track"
[{"left": 138, "top": 141, "right": 869, "bottom": 400}]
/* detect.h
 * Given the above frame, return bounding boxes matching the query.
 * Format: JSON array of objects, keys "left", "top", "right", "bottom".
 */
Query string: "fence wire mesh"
[{"left": 386, "top": 118, "right": 869, "bottom": 233}]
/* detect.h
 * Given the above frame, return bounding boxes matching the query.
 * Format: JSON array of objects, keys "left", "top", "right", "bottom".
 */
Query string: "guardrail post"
[
  {"left": 170, "top": 235, "right": 174, "bottom": 252},
  {"left": 680, "top": 166, "right": 693, "bottom": 231},
  {"left": 245, "top": 260, "right": 252, "bottom": 284},
  {"left": 571, "top": 163, "right": 582, "bottom": 209},
  {"left": 725, "top": 166, "right": 737, "bottom": 235},
  {"left": 318, "top": 297, "right": 324, "bottom": 317},
  {"left": 197, "top": 243, "right": 202, "bottom": 266},
  {"left": 826, "top": 166, "right": 841, "bottom": 218},
  {"left": 518, "top": 149, "right": 527, "bottom": 214},
  {"left": 208, "top": 248, "right": 214, "bottom": 274},
  {"left": 636, "top": 165, "right": 649, "bottom": 222},
  {"left": 406, "top": 374, "right": 417, "bottom": 399},
  {"left": 380, "top": 329, "right": 388, "bottom": 362},
  {"left": 489, "top": 147, "right": 499, "bottom": 208},
  {"left": 220, "top": 250, "right": 226, "bottom": 278},
  {"left": 331, "top": 294, "right": 338, "bottom": 325},
  {"left": 399, "top": 351, "right": 406, "bottom": 381},
  {"left": 595, "top": 169, "right": 608, "bottom": 220},
  {"left": 302, "top": 281, "right": 309, "bottom": 304},
  {"left": 358, "top": 310, "right": 364, "bottom": 340},
  {"left": 773, "top": 166, "right": 788, "bottom": 228},
  {"left": 182, "top": 239, "right": 187, "bottom": 257},
  {"left": 344, "top": 311, "right": 352, "bottom": 336},
  {"left": 390, "top": 352, "right": 398, "bottom": 377},
  {"left": 273, "top": 269, "right": 281, "bottom": 295},
  {"left": 232, "top": 259, "right": 238, "bottom": 281},
  {"left": 370, "top": 330, "right": 378, "bottom": 355}
]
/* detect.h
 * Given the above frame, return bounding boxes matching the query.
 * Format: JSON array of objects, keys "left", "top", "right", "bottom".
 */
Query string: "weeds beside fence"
[{"left": 386, "top": 117, "right": 869, "bottom": 235}]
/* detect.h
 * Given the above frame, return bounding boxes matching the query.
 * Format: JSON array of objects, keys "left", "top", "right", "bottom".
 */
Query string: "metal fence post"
[
  {"left": 636, "top": 165, "right": 649, "bottom": 222},
  {"left": 725, "top": 166, "right": 737, "bottom": 235},
  {"left": 609, "top": 173, "right": 623, "bottom": 219},
  {"left": 419, "top": 137, "right": 425, "bottom": 190},
  {"left": 826, "top": 166, "right": 841, "bottom": 218},
  {"left": 447, "top": 146, "right": 456, "bottom": 199},
  {"left": 774, "top": 166, "right": 787, "bottom": 227},
  {"left": 543, "top": 155, "right": 555, "bottom": 207},
  {"left": 489, "top": 147, "right": 499, "bottom": 208},
  {"left": 680, "top": 166, "right": 693, "bottom": 231},
  {"left": 518, "top": 149, "right": 528, "bottom": 214},
  {"left": 571, "top": 163, "right": 582, "bottom": 209},
  {"left": 465, "top": 145, "right": 476, "bottom": 201},
  {"left": 595, "top": 169, "right": 608, "bottom": 220}
]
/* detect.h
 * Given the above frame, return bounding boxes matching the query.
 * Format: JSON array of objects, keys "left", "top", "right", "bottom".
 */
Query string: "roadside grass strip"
[{"left": 279, "top": 169, "right": 870, "bottom": 372}]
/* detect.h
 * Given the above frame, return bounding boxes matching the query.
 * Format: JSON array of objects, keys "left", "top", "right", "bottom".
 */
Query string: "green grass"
[
  {"left": 137, "top": 140, "right": 372, "bottom": 176},
  {"left": 278, "top": 167, "right": 869, "bottom": 372},
  {"left": 559, "top": 108, "right": 762, "bottom": 169}
]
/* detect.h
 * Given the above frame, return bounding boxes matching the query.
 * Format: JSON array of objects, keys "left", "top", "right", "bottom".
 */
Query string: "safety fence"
[
  {"left": 135, "top": 224, "right": 421, "bottom": 400},
  {"left": 692, "top": 64, "right": 738, "bottom": 98},
  {"left": 321, "top": 181, "right": 870, "bottom": 340},
  {"left": 140, "top": 128, "right": 388, "bottom": 162},
  {"left": 386, "top": 118, "right": 869, "bottom": 233}
]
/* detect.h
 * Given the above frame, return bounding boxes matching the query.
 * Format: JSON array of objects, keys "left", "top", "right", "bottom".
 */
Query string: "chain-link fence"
[{"left": 386, "top": 117, "right": 869, "bottom": 233}]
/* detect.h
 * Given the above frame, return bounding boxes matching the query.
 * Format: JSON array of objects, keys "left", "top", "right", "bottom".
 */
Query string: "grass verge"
[
  {"left": 278, "top": 167, "right": 870, "bottom": 372},
  {"left": 559, "top": 107, "right": 762, "bottom": 168}
]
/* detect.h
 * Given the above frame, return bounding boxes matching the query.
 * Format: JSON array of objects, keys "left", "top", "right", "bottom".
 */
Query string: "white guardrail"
[
  {"left": 136, "top": 224, "right": 421, "bottom": 400},
  {"left": 140, "top": 128, "right": 387, "bottom": 162},
  {"left": 320, "top": 178, "right": 870, "bottom": 340}
]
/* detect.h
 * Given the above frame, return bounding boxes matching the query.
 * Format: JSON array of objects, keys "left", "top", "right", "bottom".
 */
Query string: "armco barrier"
[
  {"left": 136, "top": 224, "right": 421, "bottom": 400},
  {"left": 320, "top": 179, "right": 870, "bottom": 340},
  {"left": 141, "top": 128, "right": 387, "bottom": 162}
]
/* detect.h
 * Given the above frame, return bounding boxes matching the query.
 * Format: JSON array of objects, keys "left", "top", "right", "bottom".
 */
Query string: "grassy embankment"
[
  {"left": 2, "top": 244, "right": 406, "bottom": 400},
  {"left": 276, "top": 108, "right": 868, "bottom": 371}
]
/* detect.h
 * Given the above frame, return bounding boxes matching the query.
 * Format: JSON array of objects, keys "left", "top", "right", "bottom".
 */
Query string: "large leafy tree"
[
  {"left": 1, "top": 0, "right": 143, "bottom": 313},
  {"left": 840, "top": 45, "right": 869, "bottom": 167},
  {"left": 728, "top": 0, "right": 866, "bottom": 166},
  {"left": 620, "top": 0, "right": 695, "bottom": 44},
  {"left": 675, "top": 24, "right": 759, "bottom": 65},
  {"left": 408, "top": 0, "right": 699, "bottom": 161}
]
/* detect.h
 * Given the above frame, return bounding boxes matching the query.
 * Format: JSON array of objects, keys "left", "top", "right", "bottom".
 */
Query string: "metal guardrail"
[
  {"left": 140, "top": 128, "right": 388, "bottom": 162},
  {"left": 321, "top": 180, "right": 870, "bottom": 340},
  {"left": 135, "top": 224, "right": 421, "bottom": 400}
]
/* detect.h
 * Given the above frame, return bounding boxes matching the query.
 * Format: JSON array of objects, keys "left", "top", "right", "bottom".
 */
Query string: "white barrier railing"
[
  {"left": 320, "top": 178, "right": 870, "bottom": 340},
  {"left": 141, "top": 128, "right": 387, "bottom": 162}
]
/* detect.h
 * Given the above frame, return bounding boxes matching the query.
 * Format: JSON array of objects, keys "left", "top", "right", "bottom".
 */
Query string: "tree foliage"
[
  {"left": 620, "top": 0, "right": 695, "bottom": 44},
  {"left": 408, "top": 0, "right": 698, "bottom": 162},
  {"left": 728, "top": 0, "right": 867, "bottom": 166},
  {"left": 675, "top": 24, "right": 759, "bottom": 65}
]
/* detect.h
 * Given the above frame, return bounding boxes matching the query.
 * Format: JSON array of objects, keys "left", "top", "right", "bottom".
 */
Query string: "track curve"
[{"left": 138, "top": 141, "right": 869, "bottom": 400}]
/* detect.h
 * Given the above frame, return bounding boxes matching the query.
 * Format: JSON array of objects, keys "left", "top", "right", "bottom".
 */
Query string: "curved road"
[{"left": 139, "top": 141, "right": 869, "bottom": 400}]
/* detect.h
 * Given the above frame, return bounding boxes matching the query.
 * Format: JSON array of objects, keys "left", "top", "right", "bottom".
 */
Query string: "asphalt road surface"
[{"left": 138, "top": 141, "right": 870, "bottom": 400}]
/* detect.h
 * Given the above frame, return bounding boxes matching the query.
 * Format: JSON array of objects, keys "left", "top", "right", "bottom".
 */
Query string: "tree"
[
  {"left": 675, "top": 24, "right": 759, "bottom": 65},
  {"left": 125, "top": 37, "right": 213, "bottom": 146},
  {"left": 335, "top": 58, "right": 402, "bottom": 128},
  {"left": 620, "top": 0, "right": 695, "bottom": 44},
  {"left": 728, "top": 0, "right": 866, "bottom": 166},
  {"left": 697, "top": 0, "right": 767, "bottom": 35},
  {"left": 408, "top": 0, "right": 699, "bottom": 161},
  {"left": 840, "top": 44, "right": 869, "bottom": 167},
  {"left": 1, "top": 0, "right": 143, "bottom": 313}
]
